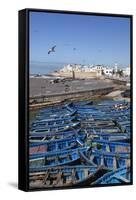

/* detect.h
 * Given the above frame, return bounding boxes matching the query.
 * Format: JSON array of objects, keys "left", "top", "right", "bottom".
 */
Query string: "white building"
[
  {"left": 90, "top": 65, "right": 113, "bottom": 77},
  {"left": 60, "top": 63, "right": 114, "bottom": 77},
  {"left": 103, "top": 68, "right": 113, "bottom": 76},
  {"left": 82, "top": 65, "right": 93, "bottom": 72},
  {"left": 61, "top": 64, "right": 83, "bottom": 72},
  {"left": 60, "top": 64, "right": 75, "bottom": 72},
  {"left": 123, "top": 66, "right": 130, "bottom": 76}
]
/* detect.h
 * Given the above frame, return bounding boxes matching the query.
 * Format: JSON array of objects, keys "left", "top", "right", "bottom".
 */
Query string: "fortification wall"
[
  {"left": 29, "top": 86, "right": 114, "bottom": 110},
  {"left": 52, "top": 71, "right": 97, "bottom": 78}
]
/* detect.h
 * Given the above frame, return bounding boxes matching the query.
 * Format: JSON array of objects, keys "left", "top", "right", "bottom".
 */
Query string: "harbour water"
[{"left": 30, "top": 62, "right": 64, "bottom": 75}]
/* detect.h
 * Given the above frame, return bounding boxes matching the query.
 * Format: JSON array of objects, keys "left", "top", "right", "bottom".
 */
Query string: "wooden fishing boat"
[
  {"left": 82, "top": 123, "right": 116, "bottom": 129},
  {"left": 97, "top": 100, "right": 125, "bottom": 106},
  {"left": 91, "top": 139, "right": 130, "bottom": 153},
  {"left": 32, "top": 116, "right": 76, "bottom": 126},
  {"left": 104, "top": 110, "right": 130, "bottom": 117},
  {"left": 38, "top": 104, "right": 68, "bottom": 113},
  {"left": 77, "top": 109, "right": 103, "bottom": 115},
  {"left": 116, "top": 119, "right": 130, "bottom": 125},
  {"left": 37, "top": 111, "right": 72, "bottom": 119},
  {"left": 74, "top": 105, "right": 98, "bottom": 111},
  {"left": 31, "top": 117, "right": 77, "bottom": 130},
  {"left": 29, "top": 137, "right": 85, "bottom": 154},
  {"left": 91, "top": 166, "right": 130, "bottom": 185},
  {"left": 30, "top": 122, "right": 80, "bottom": 134},
  {"left": 29, "top": 129, "right": 81, "bottom": 142},
  {"left": 77, "top": 115, "right": 110, "bottom": 121},
  {"left": 97, "top": 105, "right": 130, "bottom": 113},
  {"left": 78, "top": 150, "right": 130, "bottom": 169},
  {"left": 36, "top": 110, "right": 77, "bottom": 120},
  {"left": 78, "top": 113, "right": 109, "bottom": 120},
  {"left": 85, "top": 127, "right": 121, "bottom": 134},
  {"left": 38, "top": 106, "right": 69, "bottom": 114},
  {"left": 81, "top": 119, "right": 114, "bottom": 126},
  {"left": 90, "top": 151, "right": 130, "bottom": 169},
  {"left": 97, "top": 100, "right": 129, "bottom": 108},
  {"left": 86, "top": 131, "right": 129, "bottom": 141},
  {"left": 29, "top": 147, "right": 88, "bottom": 168},
  {"left": 29, "top": 165, "right": 109, "bottom": 189}
]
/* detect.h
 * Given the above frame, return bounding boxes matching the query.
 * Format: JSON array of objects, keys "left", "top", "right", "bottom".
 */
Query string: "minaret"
[
  {"left": 115, "top": 63, "right": 118, "bottom": 73},
  {"left": 72, "top": 70, "right": 75, "bottom": 79}
]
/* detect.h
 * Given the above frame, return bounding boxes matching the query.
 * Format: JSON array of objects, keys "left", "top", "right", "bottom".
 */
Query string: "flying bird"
[{"left": 48, "top": 45, "right": 56, "bottom": 54}]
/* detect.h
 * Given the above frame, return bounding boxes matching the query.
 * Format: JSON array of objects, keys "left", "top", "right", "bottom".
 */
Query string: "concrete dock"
[
  {"left": 30, "top": 77, "right": 115, "bottom": 98},
  {"left": 29, "top": 77, "right": 119, "bottom": 109}
]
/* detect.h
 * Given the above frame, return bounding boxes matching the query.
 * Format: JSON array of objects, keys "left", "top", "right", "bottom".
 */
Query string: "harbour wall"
[
  {"left": 104, "top": 77, "right": 128, "bottom": 85},
  {"left": 29, "top": 86, "right": 115, "bottom": 110},
  {"left": 52, "top": 71, "right": 97, "bottom": 78}
]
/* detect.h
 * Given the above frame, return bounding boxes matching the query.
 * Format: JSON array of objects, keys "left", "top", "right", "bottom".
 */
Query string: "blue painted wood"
[
  {"left": 30, "top": 128, "right": 80, "bottom": 137},
  {"left": 32, "top": 115, "right": 75, "bottom": 125},
  {"left": 29, "top": 165, "right": 97, "bottom": 173},
  {"left": 29, "top": 137, "right": 86, "bottom": 153},
  {"left": 31, "top": 116, "right": 77, "bottom": 129},
  {"left": 29, "top": 147, "right": 88, "bottom": 167},
  {"left": 29, "top": 99, "right": 131, "bottom": 187},
  {"left": 91, "top": 151, "right": 130, "bottom": 169},
  {"left": 29, "top": 165, "right": 108, "bottom": 189},
  {"left": 36, "top": 110, "right": 77, "bottom": 120},
  {"left": 92, "top": 139, "right": 130, "bottom": 147},
  {"left": 92, "top": 166, "right": 130, "bottom": 184},
  {"left": 30, "top": 122, "right": 80, "bottom": 134}
]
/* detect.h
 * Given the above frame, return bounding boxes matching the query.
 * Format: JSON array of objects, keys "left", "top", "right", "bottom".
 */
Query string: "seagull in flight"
[{"left": 48, "top": 45, "right": 56, "bottom": 54}]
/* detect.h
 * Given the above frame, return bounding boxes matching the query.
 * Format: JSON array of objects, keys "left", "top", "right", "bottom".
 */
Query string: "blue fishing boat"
[
  {"left": 32, "top": 116, "right": 76, "bottom": 126},
  {"left": 31, "top": 117, "right": 77, "bottom": 129},
  {"left": 29, "top": 147, "right": 88, "bottom": 167},
  {"left": 29, "top": 137, "right": 85, "bottom": 154},
  {"left": 29, "top": 129, "right": 81, "bottom": 142},
  {"left": 85, "top": 127, "right": 121, "bottom": 133},
  {"left": 30, "top": 122, "right": 80, "bottom": 134},
  {"left": 39, "top": 104, "right": 67, "bottom": 113},
  {"left": 77, "top": 115, "right": 110, "bottom": 121},
  {"left": 74, "top": 106, "right": 97, "bottom": 111},
  {"left": 77, "top": 109, "right": 103, "bottom": 115},
  {"left": 29, "top": 165, "right": 108, "bottom": 189},
  {"left": 92, "top": 166, "right": 130, "bottom": 185},
  {"left": 29, "top": 98, "right": 131, "bottom": 187},
  {"left": 91, "top": 139, "right": 130, "bottom": 153},
  {"left": 36, "top": 110, "right": 77, "bottom": 120},
  {"left": 82, "top": 123, "right": 116, "bottom": 129},
  {"left": 79, "top": 149, "right": 130, "bottom": 169},
  {"left": 86, "top": 131, "right": 129, "bottom": 141},
  {"left": 90, "top": 151, "right": 130, "bottom": 169},
  {"left": 82, "top": 119, "right": 114, "bottom": 125}
]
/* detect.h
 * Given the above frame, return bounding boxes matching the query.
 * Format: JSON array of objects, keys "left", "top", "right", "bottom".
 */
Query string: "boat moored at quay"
[
  {"left": 29, "top": 99, "right": 131, "bottom": 188},
  {"left": 91, "top": 166, "right": 130, "bottom": 185},
  {"left": 29, "top": 165, "right": 109, "bottom": 189},
  {"left": 29, "top": 137, "right": 85, "bottom": 153}
]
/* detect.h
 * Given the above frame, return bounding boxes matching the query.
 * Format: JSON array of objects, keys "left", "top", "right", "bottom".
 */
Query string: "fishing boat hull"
[
  {"left": 29, "top": 165, "right": 109, "bottom": 189},
  {"left": 91, "top": 166, "right": 131, "bottom": 185},
  {"left": 29, "top": 147, "right": 88, "bottom": 168},
  {"left": 29, "top": 137, "right": 85, "bottom": 154}
]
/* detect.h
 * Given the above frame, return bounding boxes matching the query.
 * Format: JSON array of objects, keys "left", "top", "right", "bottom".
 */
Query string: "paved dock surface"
[{"left": 30, "top": 77, "right": 115, "bottom": 98}]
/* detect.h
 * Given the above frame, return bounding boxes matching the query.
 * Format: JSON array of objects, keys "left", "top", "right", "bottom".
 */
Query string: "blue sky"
[{"left": 29, "top": 11, "right": 130, "bottom": 67}]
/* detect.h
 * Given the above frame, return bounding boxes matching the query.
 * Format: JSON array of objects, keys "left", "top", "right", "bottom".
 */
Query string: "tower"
[
  {"left": 115, "top": 63, "right": 118, "bottom": 73},
  {"left": 72, "top": 70, "right": 75, "bottom": 79}
]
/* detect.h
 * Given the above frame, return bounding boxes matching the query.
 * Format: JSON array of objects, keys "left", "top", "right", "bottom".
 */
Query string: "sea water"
[{"left": 30, "top": 62, "right": 64, "bottom": 75}]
